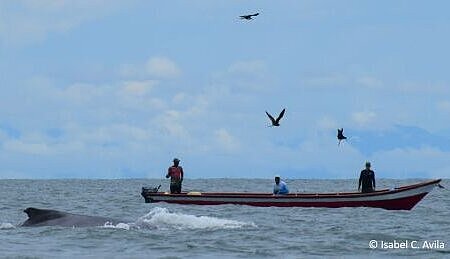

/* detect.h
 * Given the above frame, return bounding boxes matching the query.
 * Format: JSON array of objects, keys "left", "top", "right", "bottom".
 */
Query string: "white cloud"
[
  {"left": 210, "top": 60, "right": 272, "bottom": 93},
  {"left": 303, "top": 73, "right": 347, "bottom": 88},
  {"left": 120, "top": 57, "right": 181, "bottom": 79},
  {"left": 437, "top": 100, "right": 450, "bottom": 113},
  {"left": 356, "top": 76, "right": 383, "bottom": 89},
  {"left": 316, "top": 116, "right": 338, "bottom": 131},
  {"left": 120, "top": 80, "right": 158, "bottom": 97},
  {"left": 214, "top": 129, "right": 240, "bottom": 152},
  {"left": 3, "top": 139, "right": 51, "bottom": 155},
  {"left": 157, "top": 110, "right": 190, "bottom": 139},
  {"left": 227, "top": 60, "right": 267, "bottom": 75},
  {"left": 396, "top": 81, "right": 450, "bottom": 94},
  {"left": 57, "top": 82, "right": 105, "bottom": 104},
  {"left": 0, "top": 0, "right": 130, "bottom": 46},
  {"left": 146, "top": 57, "right": 181, "bottom": 79},
  {"left": 80, "top": 124, "right": 151, "bottom": 144},
  {"left": 351, "top": 111, "right": 376, "bottom": 127},
  {"left": 373, "top": 147, "right": 450, "bottom": 178}
]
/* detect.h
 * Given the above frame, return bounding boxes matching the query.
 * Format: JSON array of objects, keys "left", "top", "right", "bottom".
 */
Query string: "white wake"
[
  {"left": 0, "top": 223, "right": 16, "bottom": 229},
  {"left": 134, "top": 207, "right": 257, "bottom": 230}
]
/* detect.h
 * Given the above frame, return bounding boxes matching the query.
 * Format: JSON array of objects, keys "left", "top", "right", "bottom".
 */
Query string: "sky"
[{"left": 1, "top": 0, "right": 450, "bottom": 179}]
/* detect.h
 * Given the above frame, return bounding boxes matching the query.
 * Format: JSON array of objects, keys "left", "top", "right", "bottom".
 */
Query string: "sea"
[{"left": 0, "top": 178, "right": 449, "bottom": 259}]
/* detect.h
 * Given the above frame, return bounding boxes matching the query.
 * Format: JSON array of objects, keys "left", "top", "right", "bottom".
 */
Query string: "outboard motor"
[
  {"left": 141, "top": 184, "right": 161, "bottom": 194},
  {"left": 141, "top": 185, "right": 161, "bottom": 203}
]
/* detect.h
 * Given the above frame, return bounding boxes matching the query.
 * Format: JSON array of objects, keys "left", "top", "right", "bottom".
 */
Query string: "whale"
[{"left": 21, "top": 207, "right": 120, "bottom": 227}]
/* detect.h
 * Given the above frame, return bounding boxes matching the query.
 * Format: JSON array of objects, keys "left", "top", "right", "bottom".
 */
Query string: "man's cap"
[
  {"left": 274, "top": 174, "right": 281, "bottom": 179},
  {"left": 173, "top": 158, "right": 180, "bottom": 162}
]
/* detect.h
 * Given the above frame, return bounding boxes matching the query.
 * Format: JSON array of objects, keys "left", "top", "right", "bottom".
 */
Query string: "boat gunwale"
[{"left": 143, "top": 179, "right": 441, "bottom": 199}]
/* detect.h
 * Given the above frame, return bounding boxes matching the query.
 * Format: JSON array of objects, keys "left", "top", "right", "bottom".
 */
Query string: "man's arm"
[
  {"left": 166, "top": 168, "right": 170, "bottom": 178},
  {"left": 358, "top": 172, "right": 362, "bottom": 190},
  {"left": 180, "top": 167, "right": 184, "bottom": 182},
  {"left": 372, "top": 172, "right": 376, "bottom": 189},
  {"left": 281, "top": 183, "right": 289, "bottom": 194}
]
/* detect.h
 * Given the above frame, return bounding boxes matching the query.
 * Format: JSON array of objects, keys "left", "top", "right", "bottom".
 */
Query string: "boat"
[{"left": 141, "top": 179, "right": 442, "bottom": 210}]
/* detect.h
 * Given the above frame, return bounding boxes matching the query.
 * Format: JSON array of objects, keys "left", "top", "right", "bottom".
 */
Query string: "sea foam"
[
  {"left": 136, "top": 207, "right": 257, "bottom": 230},
  {"left": 0, "top": 223, "right": 15, "bottom": 229}
]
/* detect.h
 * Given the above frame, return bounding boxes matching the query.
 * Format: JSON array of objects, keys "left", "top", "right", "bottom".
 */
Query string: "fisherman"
[
  {"left": 358, "top": 161, "right": 376, "bottom": 193},
  {"left": 166, "top": 158, "right": 184, "bottom": 194},
  {"left": 273, "top": 175, "right": 289, "bottom": 194}
]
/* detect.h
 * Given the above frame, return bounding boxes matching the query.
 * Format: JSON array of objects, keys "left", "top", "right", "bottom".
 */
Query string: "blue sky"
[{"left": 1, "top": 0, "right": 450, "bottom": 179}]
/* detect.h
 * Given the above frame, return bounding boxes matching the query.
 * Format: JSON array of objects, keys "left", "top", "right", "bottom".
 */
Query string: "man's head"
[
  {"left": 173, "top": 158, "right": 180, "bottom": 166},
  {"left": 274, "top": 175, "right": 280, "bottom": 184},
  {"left": 365, "top": 161, "right": 371, "bottom": 169}
]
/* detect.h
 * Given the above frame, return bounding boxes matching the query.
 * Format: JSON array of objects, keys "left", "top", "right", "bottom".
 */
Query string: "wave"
[
  {"left": 134, "top": 207, "right": 257, "bottom": 230},
  {"left": 102, "top": 222, "right": 131, "bottom": 230},
  {"left": 0, "top": 223, "right": 15, "bottom": 229}
]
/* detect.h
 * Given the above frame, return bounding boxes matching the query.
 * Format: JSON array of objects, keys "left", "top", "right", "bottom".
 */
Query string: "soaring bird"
[
  {"left": 266, "top": 109, "right": 285, "bottom": 127},
  {"left": 337, "top": 128, "right": 347, "bottom": 146},
  {"left": 239, "top": 13, "right": 259, "bottom": 20}
]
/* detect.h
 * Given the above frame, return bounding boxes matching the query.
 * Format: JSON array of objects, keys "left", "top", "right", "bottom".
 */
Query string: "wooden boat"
[{"left": 141, "top": 179, "right": 442, "bottom": 210}]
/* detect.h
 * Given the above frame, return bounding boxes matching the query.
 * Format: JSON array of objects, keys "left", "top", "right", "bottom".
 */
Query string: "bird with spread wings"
[
  {"left": 240, "top": 13, "right": 259, "bottom": 20},
  {"left": 266, "top": 109, "right": 286, "bottom": 127}
]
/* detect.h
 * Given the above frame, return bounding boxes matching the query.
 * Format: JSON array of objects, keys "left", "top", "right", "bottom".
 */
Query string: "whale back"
[{"left": 21, "top": 207, "right": 117, "bottom": 227}]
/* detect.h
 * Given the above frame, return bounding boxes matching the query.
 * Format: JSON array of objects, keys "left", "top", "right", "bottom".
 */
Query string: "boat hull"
[{"left": 141, "top": 179, "right": 441, "bottom": 210}]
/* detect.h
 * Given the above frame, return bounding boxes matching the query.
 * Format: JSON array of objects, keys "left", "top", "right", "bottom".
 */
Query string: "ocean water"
[{"left": 0, "top": 178, "right": 449, "bottom": 258}]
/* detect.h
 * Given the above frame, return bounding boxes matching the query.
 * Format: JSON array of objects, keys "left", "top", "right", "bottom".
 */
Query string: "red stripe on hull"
[{"left": 145, "top": 193, "right": 428, "bottom": 210}]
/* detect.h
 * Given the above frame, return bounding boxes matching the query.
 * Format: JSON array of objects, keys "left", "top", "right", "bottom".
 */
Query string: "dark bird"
[
  {"left": 438, "top": 184, "right": 445, "bottom": 189},
  {"left": 239, "top": 13, "right": 259, "bottom": 20},
  {"left": 337, "top": 128, "right": 347, "bottom": 146},
  {"left": 266, "top": 108, "right": 285, "bottom": 127}
]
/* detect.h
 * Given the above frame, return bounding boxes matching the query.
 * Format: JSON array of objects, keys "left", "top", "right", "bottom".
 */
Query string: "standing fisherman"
[
  {"left": 166, "top": 158, "right": 184, "bottom": 194},
  {"left": 358, "top": 161, "right": 376, "bottom": 193}
]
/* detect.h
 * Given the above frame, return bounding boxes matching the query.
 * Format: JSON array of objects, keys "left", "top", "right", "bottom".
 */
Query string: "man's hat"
[{"left": 173, "top": 158, "right": 180, "bottom": 162}]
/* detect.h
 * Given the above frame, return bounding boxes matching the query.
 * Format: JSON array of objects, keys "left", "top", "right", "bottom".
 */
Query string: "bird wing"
[
  {"left": 240, "top": 15, "right": 250, "bottom": 19},
  {"left": 266, "top": 111, "right": 276, "bottom": 124},
  {"left": 275, "top": 108, "right": 286, "bottom": 123},
  {"left": 252, "top": 13, "right": 259, "bottom": 16}
]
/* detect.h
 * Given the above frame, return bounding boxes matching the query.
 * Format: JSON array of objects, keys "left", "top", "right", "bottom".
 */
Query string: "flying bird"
[
  {"left": 239, "top": 13, "right": 259, "bottom": 20},
  {"left": 266, "top": 108, "right": 285, "bottom": 127},
  {"left": 337, "top": 128, "right": 347, "bottom": 146}
]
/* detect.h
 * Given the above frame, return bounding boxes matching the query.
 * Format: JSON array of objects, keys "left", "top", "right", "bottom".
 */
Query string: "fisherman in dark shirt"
[{"left": 358, "top": 161, "right": 376, "bottom": 193}]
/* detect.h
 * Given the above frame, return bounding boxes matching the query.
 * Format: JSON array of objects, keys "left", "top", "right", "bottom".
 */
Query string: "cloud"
[
  {"left": 227, "top": 60, "right": 267, "bottom": 76},
  {"left": 56, "top": 82, "right": 105, "bottom": 104},
  {"left": 3, "top": 139, "right": 51, "bottom": 155},
  {"left": 210, "top": 60, "right": 272, "bottom": 93},
  {"left": 302, "top": 73, "right": 384, "bottom": 90},
  {"left": 302, "top": 73, "right": 347, "bottom": 88},
  {"left": 351, "top": 111, "right": 376, "bottom": 127},
  {"left": 396, "top": 81, "right": 450, "bottom": 94},
  {"left": 156, "top": 110, "right": 190, "bottom": 139},
  {"left": 372, "top": 147, "right": 450, "bottom": 178},
  {"left": 214, "top": 129, "right": 240, "bottom": 152},
  {"left": 437, "top": 100, "right": 450, "bottom": 113},
  {"left": 0, "top": 0, "right": 130, "bottom": 46},
  {"left": 356, "top": 76, "right": 383, "bottom": 89},
  {"left": 316, "top": 116, "right": 338, "bottom": 131},
  {"left": 145, "top": 57, "right": 181, "bottom": 79},
  {"left": 120, "top": 57, "right": 182, "bottom": 79},
  {"left": 120, "top": 80, "right": 158, "bottom": 97},
  {"left": 350, "top": 125, "right": 450, "bottom": 156}
]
